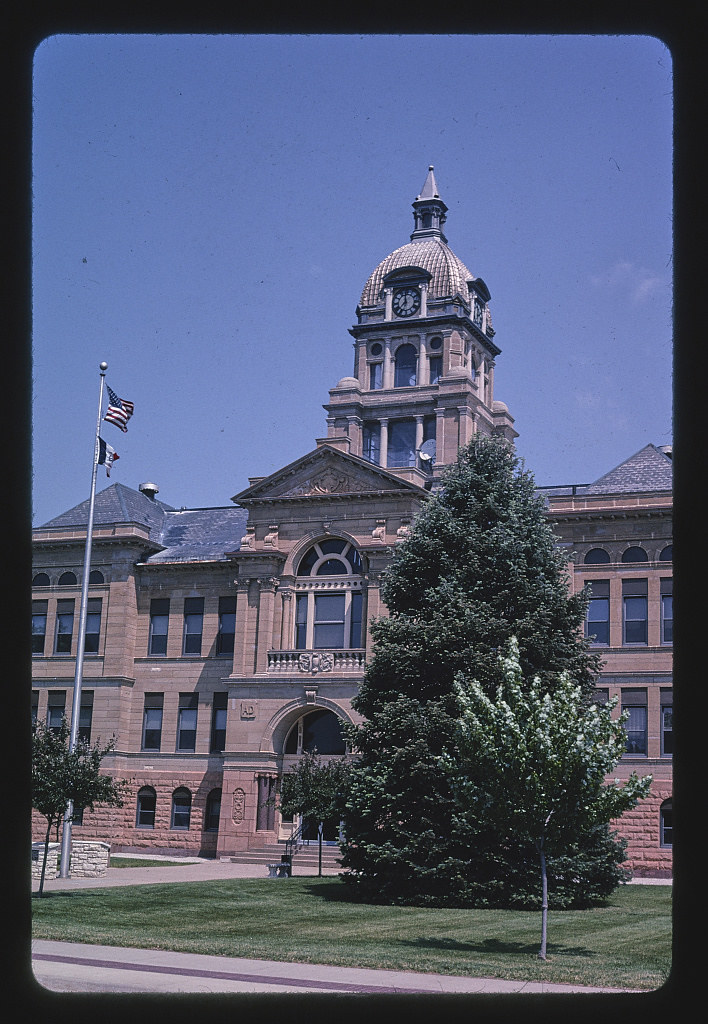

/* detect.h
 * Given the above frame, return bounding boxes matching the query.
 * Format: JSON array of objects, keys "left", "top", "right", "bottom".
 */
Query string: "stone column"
[
  {"left": 383, "top": 338, "right": 394, "bottom": 389},
  {"left": 415, "top": 415, "right": 424, "bottom": 454},
  {"left": 420, "top": 281, "right": 428, "bottom": 318},
  {"left": 379, "top": 417, "right": 389, "bottom": 468},
  {"left": 255, "top": 578, "right": 278, "bottom": 674},
  {"left": 384, "top": 286, "right": 393, "bottom": 321}
]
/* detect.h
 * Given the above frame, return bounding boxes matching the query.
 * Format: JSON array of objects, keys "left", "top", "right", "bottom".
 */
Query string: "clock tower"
[{"left": 323, "top": 167, "right": 517, "bottom": 487}]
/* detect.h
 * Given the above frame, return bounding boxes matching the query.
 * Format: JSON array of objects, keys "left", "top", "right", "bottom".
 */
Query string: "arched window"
[
  {"left": 58, "top": 571, "right": 78, "bottom": 586},
  {"left": 205, "top": 788, "right": 222, "bottom": 832},
  {"left": 584, "top": 548, "right": 610, "bottom": 565},
  {"left": 622, "top": 546, "right": 648, "bottom": 563},
  {"left": 659, "top": 545, "right": 672, "bottom": 562},
  {"left": 394, "top": 344, "right": 417, "bottom": 387},
  {"left": 89, "top": 569, "right": 105, "bottom": 584},
  {"left": 294, "top": 540, "right": 365, "bottom": 650},
  {"left": 660, "top": 799, "right": 672, "bottom": 847},
  {"left": 171, "top": 787, "right": 191, "bottom": 830},
  {"left": 32, "top": 572, "right": 50, "bottom": 587},
  {"left": 284, "top": 709, "right": 347, "bottom": 755},
  {"left": 136, "top": 786, "right": 156, "bottom": 828}
]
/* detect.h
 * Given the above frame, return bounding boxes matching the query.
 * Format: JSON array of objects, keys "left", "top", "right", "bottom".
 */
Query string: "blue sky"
[{"left": 32, "top": 34, "right": 673, "bottom": 526}]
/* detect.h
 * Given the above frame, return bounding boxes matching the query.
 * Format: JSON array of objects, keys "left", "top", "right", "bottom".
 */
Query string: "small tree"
[
  {"left": 32, "top": 718, "right": 125, "bottom": 896},
  {"left": 447, "top": 638, "right": 653, "bottom": 959},
  {"left": 279, "top": 751, "right": 350, "bottom": 876}
]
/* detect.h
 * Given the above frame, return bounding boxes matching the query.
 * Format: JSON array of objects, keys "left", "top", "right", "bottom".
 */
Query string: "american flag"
[{"left": 104, "top": 385, "right": 134, "bottom": 433}]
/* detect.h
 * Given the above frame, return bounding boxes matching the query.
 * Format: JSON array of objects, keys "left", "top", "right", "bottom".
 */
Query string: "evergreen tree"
[{"left": 340, "top": 435, "right": 615, "bottom": 906}]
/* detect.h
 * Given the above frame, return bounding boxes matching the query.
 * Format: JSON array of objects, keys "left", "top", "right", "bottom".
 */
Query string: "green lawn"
[{"left": 31, "top": 877, "right": 671, "bottom": 990}]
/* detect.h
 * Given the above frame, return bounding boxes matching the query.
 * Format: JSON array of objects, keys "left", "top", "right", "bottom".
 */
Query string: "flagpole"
[{"left": 59, "top": 361, "right": 108, "bottom": 878}]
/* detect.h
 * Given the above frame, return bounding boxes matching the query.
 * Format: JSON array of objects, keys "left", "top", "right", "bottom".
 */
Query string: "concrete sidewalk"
[{"left": 31, "top": 939, "right": 640, "bottom": 994}]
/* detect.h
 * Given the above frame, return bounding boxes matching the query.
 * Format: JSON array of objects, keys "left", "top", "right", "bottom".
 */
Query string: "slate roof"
[
  {"left": 584, "top": 444, "right": 673, "bottom": 495},
  {"left": 145, "top": 506, "right": 249, "bottom": 564},
  {"left": 37, "top": 482, "right": 249, "bottom": 563}
]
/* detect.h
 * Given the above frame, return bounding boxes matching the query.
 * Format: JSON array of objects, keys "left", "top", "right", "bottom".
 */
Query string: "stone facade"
[{"left": 31, "top": 169, "right": 672, "bottom": 876}]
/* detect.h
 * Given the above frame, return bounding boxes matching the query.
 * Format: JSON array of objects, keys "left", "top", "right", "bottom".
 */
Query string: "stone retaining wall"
[{"left": 31, "top": 840, "right": 111, "bottom": 878}]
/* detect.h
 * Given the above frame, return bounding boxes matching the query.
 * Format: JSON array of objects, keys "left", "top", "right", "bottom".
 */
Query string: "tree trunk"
[
  {"left": 537, "top": 838, "right": 548, "bottom": 960},
  {"left": 318, "top": 821, "right": 323, "bottom": 877},
  {"left": 38, "top": 821, "right": 53, "bottom": 898}
]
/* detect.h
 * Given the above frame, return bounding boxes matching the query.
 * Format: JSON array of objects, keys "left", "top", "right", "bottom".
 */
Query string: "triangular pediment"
[{"left": 231, "top": 445, "right": 427, "bottom": 504}]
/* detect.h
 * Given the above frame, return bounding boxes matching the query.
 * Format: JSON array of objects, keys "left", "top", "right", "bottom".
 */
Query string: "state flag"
[{"left": 98, "top": 436, "right": 119, "bottom": 476}]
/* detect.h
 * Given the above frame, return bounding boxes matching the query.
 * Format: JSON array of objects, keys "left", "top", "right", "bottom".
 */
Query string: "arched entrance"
[{"left": 281, "top": 709, "right": 346, "bottom": 843}]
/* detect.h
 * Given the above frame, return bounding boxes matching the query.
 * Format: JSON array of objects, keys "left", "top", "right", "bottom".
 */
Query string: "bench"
[{"left": 267, "top": 862, "right": 291, "bottom": 878}]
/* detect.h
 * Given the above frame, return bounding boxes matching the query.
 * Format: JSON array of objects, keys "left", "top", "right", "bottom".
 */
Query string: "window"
[
  {"left": 622, "top": 546, "right": 648, "bottom": 563},
  {"left": 585, "top": 580, "right": 610, "bottom": 645},
  {"left": 429, "top": 336, "right": 442, "bottom": 350},
  {"left": 84, "top": 598, "right": 102, "bottom": 654},
  {"left": 59, "top": 571, "right": 78, "bottom": 586},
  {"left": 661, "top": 579, "right": 673, "bottom": 644},
  {"left": 660, "top": 799, "right": 672, "bottom": 847},
  {"left": 387, "top": 419, "right": 416, "bottom": 468},
  {"left": 136, "top": 786, "right": 156, "bottom": 828},
  {"left": 256, "top": 776, "right": 276, "bottom": 831},
  {"left": 622, "top": 579, "right": 648, "bottom": 645},
  {"left": 176, "top": 693, "right": 198, "bottom": 751},
  {"left": 205, "top": 789, "right": 222, "bottom": 832},
  {"left": 394, "top": 344, "right": 417, "bottom": 387},
  {"left": 31, "top": 691, "right": 39, "bottom": 726},
  {"left": 284, "top": 709, "right": 346, "bottom": 755},
  {"left": 148, "top": 598, "right": 170, "bottom": 655},
  {"left": 661, "top": 691, "right": 673, "bottom": 756},
  {"left": 217, "top": 596, "right": 236, "bottom": 655},
  {"left": 142, "top": 693, "right": 164, "bottom": 751},
  {"left": 659, "top": 545, "right": 672, "bottom": 561},
  {"left": 369, "top": 362, "right": 383, "bottom": 390},
  {"left": 78, "top": 691, "right": 93, "bottom": 743},
  {"left": 473, "top": 296, "right": 484, "bottom": 328},
  {"left": 363, "top": 422, "right": 381, "bottom": 465},
  {"left": 54, "top": 599, "right": 75, "bottom": 654},
  {"left": 171, "top": 788, "right": 192, "bottom": 830},
  {"left": 47, "top": 691, "right": 66, "bottom": 734},
  {"left": 89, "top": 569, "right": 104, "bottom": 584},
  {"left": 584, "top": 548, "right": 610, "bottom": 565},
  {"left": 32, "top": 600, "right": 48, "bottom": 654},
  {"left": 622, "top": 690, "right": 647, "bottom": 755},
  {"left": 182, "top": 597, "right": 204, "bottom": 655},
  {"left": 429, "top": 355, "right": 442, "bottom": 384},
  {"left": 294, "top": 540, "right": 365, "bottom": 650},
  {"left": 370, "top": 342, "right": 383, "bottom": 356},
  {"left": 32, "top": 572, "right": 50, "bottom": 587},
  {"left": 210, "top": 692, "right": 228, "bottom": 752}
]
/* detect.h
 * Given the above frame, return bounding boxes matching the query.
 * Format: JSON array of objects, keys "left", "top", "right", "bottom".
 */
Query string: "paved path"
[
  {"left": 31, "top": 856, "right": 667, "bottom": 994},
  {"left": 31, "top": 940, "right": 639, "bottom": 994}
]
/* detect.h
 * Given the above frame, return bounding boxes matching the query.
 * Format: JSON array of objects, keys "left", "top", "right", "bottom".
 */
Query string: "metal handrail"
[{"left": 284, "top": 821, "right": 305, "bottom": 861}]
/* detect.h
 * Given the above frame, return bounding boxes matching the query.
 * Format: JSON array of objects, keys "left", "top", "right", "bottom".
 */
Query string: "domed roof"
[{"left": 360, "top": 236, "right": 476, "bottom": 308}]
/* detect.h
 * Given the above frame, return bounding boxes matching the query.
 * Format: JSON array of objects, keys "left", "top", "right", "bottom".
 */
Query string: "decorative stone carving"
[
  {"left": 372, "top": 519, "right": 386, "bottom": 542},
  {"left": 264, "top": 524, "right": 279, "bottom": 547},
  {"left": 304, "top": 687, "right": 318, "bottom": 704},
  {"left": 298, "top": 652, "right": 334, "bottom": 674},
  {"left": 232, "top": 788, "right": 246, "bottom": 824},
  {"left": 240, "top": 701, "right": 256, "bottom": 719},
  {"left": 396, "top": 520, "right": 412, "bottom": 543},
  {"left": 240, "top": 525, "right": 256, "bottom": 549}
]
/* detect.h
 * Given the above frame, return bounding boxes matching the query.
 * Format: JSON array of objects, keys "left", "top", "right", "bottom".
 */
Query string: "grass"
[{"left": 31, "top": 877, "right": 671, "bottom": 991}]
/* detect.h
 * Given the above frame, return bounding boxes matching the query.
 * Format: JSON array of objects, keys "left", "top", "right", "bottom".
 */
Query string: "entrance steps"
[{"left": 226, "top": 843, "right": 342, "bottom": 869}]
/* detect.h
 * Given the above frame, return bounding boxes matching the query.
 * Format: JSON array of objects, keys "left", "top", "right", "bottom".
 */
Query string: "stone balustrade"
[{"left": 267, "top": 649, "right": 365, "bottom": 674}]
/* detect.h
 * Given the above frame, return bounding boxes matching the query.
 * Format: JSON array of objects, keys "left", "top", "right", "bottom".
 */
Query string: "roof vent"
[
  {"left": 657, "top": 445, "right": 672, "bottom": 458},
  {"left": 139, "top": 481, "right": 159, "bottom": 500}
]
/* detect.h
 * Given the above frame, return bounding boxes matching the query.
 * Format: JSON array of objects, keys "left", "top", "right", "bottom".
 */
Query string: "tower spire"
[{"left": 411, "top": 165, "right": 448, "bottom": 242}]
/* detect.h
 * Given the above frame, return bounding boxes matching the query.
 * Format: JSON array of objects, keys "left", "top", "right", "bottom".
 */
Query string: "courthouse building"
[{"left": 31, "top": 169, "right": 672, "bottom": 875}]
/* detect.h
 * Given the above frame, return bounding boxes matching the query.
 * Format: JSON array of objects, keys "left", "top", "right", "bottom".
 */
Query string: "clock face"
[{"left": 392, "top": 286, "right": 421, "bottom": 317}]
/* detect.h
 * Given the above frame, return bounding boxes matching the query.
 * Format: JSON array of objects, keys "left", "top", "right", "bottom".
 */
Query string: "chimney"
[{"left": 139, "top": 481, "right": 159, "bottom": 500}]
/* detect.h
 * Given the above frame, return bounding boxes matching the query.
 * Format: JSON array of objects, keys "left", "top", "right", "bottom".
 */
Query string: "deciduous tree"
[
  {"left": 447, "top": 637, "right": 652, "bottom": 957},
  {"left": 32, "top": 719, "right": 125, "bottom": 896}
]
